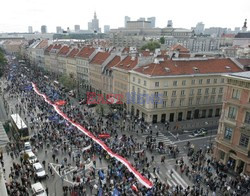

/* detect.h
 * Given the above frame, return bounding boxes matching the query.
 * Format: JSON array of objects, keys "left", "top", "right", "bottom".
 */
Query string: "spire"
[
  {"left": 94, "top": 11, "right": 97, "bottom": 19},
  {"left": 243, "top": 19, "right": 247, "bottom": 28}
]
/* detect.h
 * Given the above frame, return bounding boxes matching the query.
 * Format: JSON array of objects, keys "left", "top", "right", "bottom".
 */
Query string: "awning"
[
  {"left": 0, "top": 122, "right": 9, "bottom": 148},
  {"left": 107, "top": 97, "right": 122, "bottom": 104}
]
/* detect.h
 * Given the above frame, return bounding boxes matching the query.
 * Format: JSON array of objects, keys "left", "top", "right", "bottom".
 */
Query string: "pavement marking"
[
  {"left": 165, "top": 171, "right": 177, "bottom": 187},
  {"left": 173, "top": 135, "right": 216, "bottom": 144},
  {"left": 172, "top": 169, "right": 188, "bottom": 189}
]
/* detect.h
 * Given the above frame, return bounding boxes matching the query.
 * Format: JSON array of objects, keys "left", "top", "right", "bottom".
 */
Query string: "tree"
[
  {"left": 0, "top": 48, "right": 7, "bottom": 77},
  {"left": 140, "top": 41, "right": 160, "bottom": 52},
  {"left": 58, "top": 74, "right": 77, "bottom": 89},
  {"left": 159, "top": 37, "right": 165, "bottom": 44}
]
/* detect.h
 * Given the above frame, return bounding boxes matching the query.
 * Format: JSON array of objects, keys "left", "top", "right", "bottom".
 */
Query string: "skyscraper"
[
  {"left": 92, "top": 12, "right": 99, "bottom": 33},
  {"left": 104, "top": 25, "right": 110, "bottom": 34},
  {"left": 242, "top": 19, "right": 247, "bottom": 32},
  {"left": 167, "top": 20, "right": 173, "bottom": 28},
  {"left": 124, "top": 16, "right": 130, "bottom": 27},
  {"left": 74, "top": 25, "right": 80, "bottom": 32},
  {"left": 147, "top": 17, "right": 156, "bottom": 28},
  {"left": 41, "top": 25, "right": 47, "bottom": 34},
  {"left": 28, "top": 26, "right": 33, "bottom": 33},
  {"left": 56, "top": 26, "right": 62, "bottom": 34},
  {"left": 194, "top": 22, "right": 205, "bottom": 34}
]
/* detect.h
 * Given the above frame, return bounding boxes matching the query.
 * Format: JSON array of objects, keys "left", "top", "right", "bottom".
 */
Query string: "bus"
[{"left": 10, "top": 114, "right": 29, "bottom": 141}]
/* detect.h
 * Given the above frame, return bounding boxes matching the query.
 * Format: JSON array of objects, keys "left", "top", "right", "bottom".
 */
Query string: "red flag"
[{"left": 131, "top": 184, "right": 138, "bottom": 192}]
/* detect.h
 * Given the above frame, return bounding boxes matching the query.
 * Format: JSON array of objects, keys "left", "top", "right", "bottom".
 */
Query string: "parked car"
[
  {"left": 33, "top": 162, "right": 46, "bottom": 179},
  {"left": 26, "top": 151, "right": 38, "bottom": 164},
  {"left": 24, "top": 142, "right": 32, "bottom": 152},
  {"left": 31, "top": 182, "right": 47, "bottom": 196}
]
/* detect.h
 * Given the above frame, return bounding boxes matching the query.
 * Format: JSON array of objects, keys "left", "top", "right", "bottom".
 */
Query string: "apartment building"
[
  {"left": 47, "top": 44, "right": 62, "bottom": 74},
  {"left": 214, "top": 72, "right": 250, "bottom": 175},
  {"left": 44, "top": 44, "right": 53, "bottom": 72},
  {"left": 57, "top": 45, "right": 70, "bottom": 75},
  {"left": 128, "top": 58, "right": 243, "bottom": 123},
  {"left": 65, "top": 48, "right": 80, "bottom": 78},
  {"left": 75, "top": 47, "right": 96, "bottom": 87}
]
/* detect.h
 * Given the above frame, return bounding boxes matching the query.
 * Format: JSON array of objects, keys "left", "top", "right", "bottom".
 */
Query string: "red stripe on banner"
[{"left": 31, "top": 83, "right": 153, "bottom": 189}]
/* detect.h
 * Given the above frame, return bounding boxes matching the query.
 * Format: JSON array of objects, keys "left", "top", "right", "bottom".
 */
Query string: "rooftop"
[
  {"left": 90, "top": 51, "right": 110, "bottom": 65},
  {"left": 76, "top": 47, "right": 95, "bottom": 58},
  {"left": 106, "top": 55, "right": 121, "bottom": 69},
  {"left": 57, "top": 45, "right": 70, "bottom": 56},
  {"left": 67, "top": 48, "right": 80, "bottom": 58},
  {"left": 229, "top": 71, "right": 250, "bottom": 80}
]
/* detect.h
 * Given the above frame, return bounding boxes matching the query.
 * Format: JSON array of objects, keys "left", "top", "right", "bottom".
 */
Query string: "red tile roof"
[
  {"left": 106, "top": 56, "right": 121, "bottom": 69},
  {"left": 122, "top": 47, "right": 129, "bottom": 53},
  {"left": 114, "top": 56, "right": 138, "bottom": 70},
  {"left": 134, "top": 58, "right": 243, "bottom": 76},
  {"left": 76, "top": 47, "right": 95, "bottom": 58},
  {"left": 90, "top": 51, "right": 110, "bottom": 65},
  {"left": 36, "top": 40, "right": 48, "bottom": 49},
  {"left": 221, "top": 34, "right": 235, "bottom": 38},
  {"left": 53, "top": 44, "right": 62, "bottom": 49},
  {"left": 58, "top": 46, "right": 70, "bottom": 56},
  {"left": 179, "top": 53, "right": 191, "bottom": 58},
  {"left": 45, "top": 44, "right": 53, "bottom": 52},
  {"left": 141, "top": 50, "right": 152, "bottom": 57},
  {"left": 170, "top": 44, "right": 189, "bottom": 53},
  {"left": 68, "top": 48, "right": 80, "bottom": 58}
]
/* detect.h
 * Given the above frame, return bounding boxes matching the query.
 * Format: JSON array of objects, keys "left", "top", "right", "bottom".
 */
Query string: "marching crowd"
[{"left": 1, "top": 57, "right": 249, "bottom": 196}]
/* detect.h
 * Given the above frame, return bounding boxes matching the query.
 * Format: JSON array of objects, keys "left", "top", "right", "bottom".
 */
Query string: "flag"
[
  {"left": 24, "top": 85, "right": 33, "bottom": 91},
  {"left": 131, "top": 184, "right": 138, "bottom": 192},
  {"left": 48, "top": 115, "right": 59, "bottom": 121},
  {"left": 112, "top": 188, "right": 120, "bottom": 196},
  {"left": 98, "top": 170, "right": 105, "bottom": 180},
  {"left": 98, "top": 187, "right": 102, "bottom": 196}
]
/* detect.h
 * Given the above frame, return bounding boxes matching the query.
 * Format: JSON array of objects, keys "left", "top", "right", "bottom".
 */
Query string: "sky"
[{"left": 0, "top": 0, "right": 249, "bottom": 33}]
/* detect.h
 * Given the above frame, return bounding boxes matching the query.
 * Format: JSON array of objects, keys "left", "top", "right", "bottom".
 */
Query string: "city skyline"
[{"left": 0, "top": 0, "right": 249, "bottom": 33}]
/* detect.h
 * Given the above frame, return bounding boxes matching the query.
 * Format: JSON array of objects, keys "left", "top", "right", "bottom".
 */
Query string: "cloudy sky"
[{"left": 0, "top": 0, "right": 249, "bottom": 33}]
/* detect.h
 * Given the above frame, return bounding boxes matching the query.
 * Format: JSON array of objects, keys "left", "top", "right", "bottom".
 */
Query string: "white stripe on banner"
[{"left": 32, "top": 83, "right": 153, "bottom": 189}]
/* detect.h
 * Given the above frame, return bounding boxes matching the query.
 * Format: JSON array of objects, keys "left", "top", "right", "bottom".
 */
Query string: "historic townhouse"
[
  {"left": 214, "top": 72, "right": 250, "bottom": 175},
  {"left": 57, "top": 45, "right": 70, "bottom": 75},
  {"left": 48, "top": 44, "right": 62, "bottom": 74},
  {"left": 44, "top": 44, "right": 53, "bottom": 72},
  {"left": 129, "top": 58, "right": 243, "bottom": 123},
  {"left": 65, "top": 48, "right": 80, "bottom": 79}
]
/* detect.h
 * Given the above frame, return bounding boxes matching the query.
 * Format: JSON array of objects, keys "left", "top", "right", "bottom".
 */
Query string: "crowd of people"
[{"left": 1, "top": 56, "right": 249, "bottom": 196}]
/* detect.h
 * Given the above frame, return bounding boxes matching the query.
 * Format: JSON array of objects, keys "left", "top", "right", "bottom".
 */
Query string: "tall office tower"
[
  {"left": 147, "top": 17, "right": 156, "bottom": 28},
  {"left": 167, "top": 20, "right": 173, "bottom": 28},
  {"left": 92, "top": 12, "right": 99, "bottom": 33},
  {"left": 56, "top": 26, "right": 62, "bottom": 34},
  {"left": 104, "top": 25, "right": 110, "bottom": 34},
  {"left": 124, "top": 16, "right": 130, "bottom": 27},
  {"left": 41, "top": 25, "right": 47, "bottom": 33},
  {"left": 194, "top": 22, "right": 205, "bottom": 34},
  {"left": 242, "top": 19, "right": 247, "bottom": 32},
  {"left": 138, "top": 17, "right": 146, "bottom": 21},
  {"left": 28, "top": 26, "right": 33, "bottom": 33},
  {"left": 74, "top": 25, "right": 80, "bottom": 32}
]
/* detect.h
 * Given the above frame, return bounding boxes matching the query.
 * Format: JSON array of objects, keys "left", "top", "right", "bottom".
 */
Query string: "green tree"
[
  {"left": 0, "top": 48, "right": 7, "bottom": 77},
  {"left": 58, "top": 74, "right": 77, "bottom": 89},
  {"left": 141, "top": 41, "right": 160, "bottom": 52},
  {"left": 159, "top": 37, "right": 165, "bottom": 44}
]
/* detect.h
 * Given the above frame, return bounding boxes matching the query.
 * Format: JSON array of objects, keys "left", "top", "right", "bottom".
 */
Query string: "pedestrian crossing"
[
  {"left": 155, "top": 132, "right": 173, "bottom": 146},
  {"left": 150, "top": 169, "right": 189, "bottom": 189}
]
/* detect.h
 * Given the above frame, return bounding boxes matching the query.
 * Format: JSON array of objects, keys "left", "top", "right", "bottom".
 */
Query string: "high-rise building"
[
  {"left": 124, "top": 16, "right": 130, "bottom": 27},
  {"left": 104, "top": 25, "right": 110, "bottom": 34},
  {"left": 56, "top": 26, "right": 62, "bottom": 34},
  {"left": 92, "top": 12, "right": 99, "bottom": 33},
  {"left": 74, "top": 25, "right": 80, "bottom": 32},
  {"left": 147, "top": 17, "right": 156, "bottom": 28},
  {"left": 138, "top": 17, "right": 146, "bottom": 21},
  {"left": 214, "top": 72, "right": 250, "bottom": 175},
  {"left": 167, "top": 20, "right": 173, "bottom": 28},
  {"left": 194, "top": 22, "right": 205, "bottom": 35},
  {"left": 28, "top": 26, "right": 33, "bottom": 33},
  {"left": 242, "top": 19, "right": 247, "bottom": 32},
  {"left": 41, "top": 25, "right": 47, "bottom": 34}
]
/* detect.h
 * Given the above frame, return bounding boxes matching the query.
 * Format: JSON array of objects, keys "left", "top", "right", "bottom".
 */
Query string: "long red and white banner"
[{"left": 32, "top": 83, "right": 153, "bottom": 189}]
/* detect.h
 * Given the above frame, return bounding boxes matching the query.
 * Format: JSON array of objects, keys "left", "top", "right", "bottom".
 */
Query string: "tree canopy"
[
  {"left": 159, "top": 37, "right": 165, "bottom": 44},
  {"left": 58, "top": 74, "right": 77, "bottom": 89},
  {"left": 0, "top": 48, "right": 7, "bottom": 77},
  {"left": 140, "top": 41, "right": 161, "bottom": 52}
]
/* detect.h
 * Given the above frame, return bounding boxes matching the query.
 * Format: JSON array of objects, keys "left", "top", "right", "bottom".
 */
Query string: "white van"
[
  {"left": 31, "top": 182, "right": 47, "bottom": 196},
  {"left": 24, "top": 142, "right": 32, "bottom": 152},
  {"left": 33, "top": 162, "right": 46, "bottom": 178},
  {"left": 26, "top": 151, "right": 38, "bottom": 164}
]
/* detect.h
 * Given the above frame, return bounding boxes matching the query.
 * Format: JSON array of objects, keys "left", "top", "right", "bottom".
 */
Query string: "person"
[{"left": 46, "top": 187, "right": 48, "bottom": 195}]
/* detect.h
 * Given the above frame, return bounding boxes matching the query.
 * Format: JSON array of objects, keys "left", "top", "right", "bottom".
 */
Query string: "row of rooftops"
[{"left": 38, "top": 41, "right": 249, "bottom": 77}]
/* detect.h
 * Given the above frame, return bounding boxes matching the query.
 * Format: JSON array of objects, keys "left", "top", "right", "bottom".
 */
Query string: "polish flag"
[{"left": 131, "top": 184, "right": 138, "bottom": 192}]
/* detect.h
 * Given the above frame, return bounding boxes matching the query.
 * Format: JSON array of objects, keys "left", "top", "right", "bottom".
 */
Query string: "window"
[
  {"left": 144, "top": 80, "right": 147, "bottom": 86},
  {"left": 170, "top": 98, "right": 176, "bottom": 107},
  {"left": 199, "top": 79, "right": 203, "bottom": 84},
  {"left": 133, "top": 77, "right": 135, "bottom": 82},
  {"left": 163, "top": 91, "right": 168, "bottom": 97},
  {"left": 180, "top": 99, "right": 185, "bottom": 106},
  {"left": 132, "top": 86, "right": 135, "bottom": 91},
  {"left": 217, "top": 95, "right": 222, "bottom": 103},
  {"left": 228, "top": 106, "right": 237, "bottom": 119},
  {"left": 207, "top": 79, "right": 210, "bottom": 84},
  {"left": 173, "top": 81, "right": 178, "bottom": 86},
  {"left": 188, "top": 98, "right": 193, "bottom": 106},
  {"left": 197, "top": 89, "right": 202, "bottom": 95},
  {"left": 182, "top": 80, "right": 186, "bottom": 86},
  {"left": 172, "top": 91, "right": 176, "bottom": 97},
  {"left": 221, "top": 78, "right": 224, "bottom": 83},
  {"left": 219, "top": 87, "right": 223, "bottom": 94},
  {"left": 210, "top": 96, "right": 215, "bottom": 104},
  {"left": 245, "top": 112, "right": 250, "bottom": 124},
  {"left": 154, "top": 92, "right": 159, "bottom": 97},
  {"left": 212, "top": 88, "right": 216, "bottom": 94},
  {"left": 138, "top": 78, "right": 141, "bottom": 84},
  {"left": 220, "top": 151, "right": 225, "bottom": 160},
  {"left": 163, "top": 100, "right": 167, "bottom": 108},
  {"left": 224, "top": 127, "right": 233, "bottom": 140},
  {"left": 204, "top": 96, "right": 208, "bottom": 104},
  {"left": 154, "top": 101, "right": 158, "bottom": 109},
  {"left": 205, "top": 88, "right": 209, "bottom": 95},
  {"left": 191, "top": 79, "right": 195, "bottom": 85},
  {"left": 214, "top": 78, "right": 217, "bottom": 84},
  {"left": 164, "top": 81, "right": 168, "bottom": 87},
  {"left": 155, "top": 82, "right": 159, "bottom": 87},
  {"left": 181, "top": 90, "right": 185, "bottom": 96},
  {"left": 239, "top": 134, "right": 249, "bottom": 148},
  {"left": 196, "top": 97, "right": 201, "bottom": 105},
  {"left": 142, "top": 98, "right": 146, "bottom": 107},
  {"left": 232, "top": 89, "right": 240, "bottom": 99},
  {"left": 190, "top": 89, "right": 194, "bottom": 96}
]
